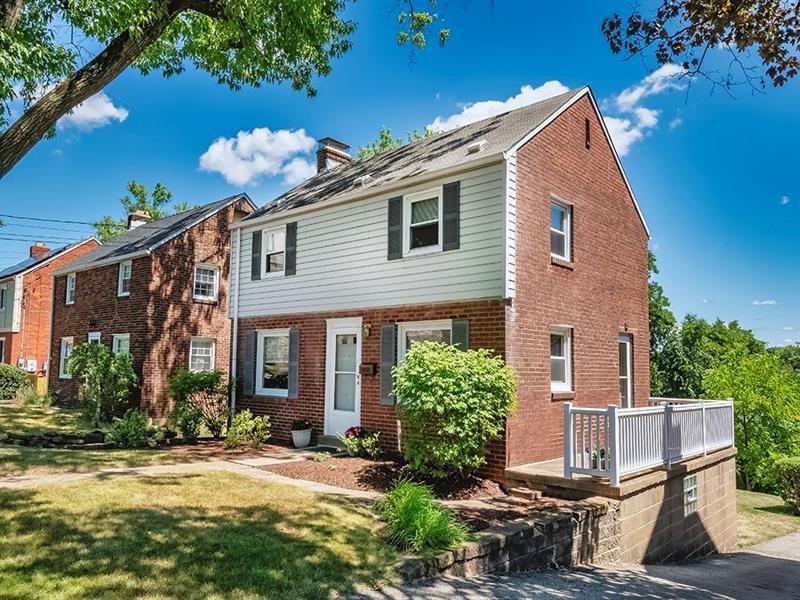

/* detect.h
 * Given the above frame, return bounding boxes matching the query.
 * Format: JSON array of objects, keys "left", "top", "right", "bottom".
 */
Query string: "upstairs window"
[
  {"left": 263, "top": 228, "right": 285, "bottom": 275},
  {"left": 193, "top": 264, "right": 219, "bottom": 301},
  {"left": 66, "top": 273, "right": 76, "bottom": 305},
  {"left": 112, "top": 333, "right": 131, "bottom": 355},
  {"left": 118, "top": 260, "right": 132, "bottom": 297},
  {"left": 0, "top": 285, "right": 5, "bottom": 310},
  {"left": 404, "top": 188, "right": 442, "bottom": 254},
  {"left": 550, "top": 200, "right": 571, "bottom": 261},
  {"left": 189, "top": 337, "right": 216, "bottom": 372},
  {"left": 550, "top": 328, "right": 572, "bottom": 392}
]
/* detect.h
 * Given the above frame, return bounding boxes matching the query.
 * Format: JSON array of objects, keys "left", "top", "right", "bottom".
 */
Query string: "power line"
[
  {"left": 0, "top": 236, "right": 82, "bottom": 244},
  {"left": 1, "top": 222, "right": 94, "bottom": 234},
  {"left": 0, "top": 232, "right": 81, "bottom": 242},
  {"left": 0, "top": 213, "right": 94, "bottom": 225}
]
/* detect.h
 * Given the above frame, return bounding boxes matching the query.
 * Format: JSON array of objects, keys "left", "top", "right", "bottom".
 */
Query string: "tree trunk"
[{"left": 0, "top": 0, "right": 191, "bottom": 179}]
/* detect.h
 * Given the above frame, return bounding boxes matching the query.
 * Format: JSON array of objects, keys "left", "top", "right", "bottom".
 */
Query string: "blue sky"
[{"left": 0, "top": 1, "right": 797, "bottom": 346}]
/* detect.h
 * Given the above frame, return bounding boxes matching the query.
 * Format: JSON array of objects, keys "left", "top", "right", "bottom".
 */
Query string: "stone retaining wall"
[{"left": 396, "top": 498, "right": 620, "bottom": 581}]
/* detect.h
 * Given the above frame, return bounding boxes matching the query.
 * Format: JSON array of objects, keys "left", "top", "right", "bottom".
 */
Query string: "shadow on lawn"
[{"left": 0, "top": 475, "right": 397, "bottom": 599}]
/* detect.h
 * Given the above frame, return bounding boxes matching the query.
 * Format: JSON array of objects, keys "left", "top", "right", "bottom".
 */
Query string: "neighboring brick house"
[
  {"left": 229, "top": 87, "right": 650, "bottom": 479},
  {"left": 0, "top": 239, "right": 99, "bottom": 379},
  {"left": 48, "top": 195, "right": 255, "bottom": 417}
]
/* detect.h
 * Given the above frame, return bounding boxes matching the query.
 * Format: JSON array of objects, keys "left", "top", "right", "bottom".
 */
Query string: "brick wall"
[
  {"left": 506, "top": 95, "right": 650, "bottom": 466},
  {"left": 236, "top": 298, "right": 508, "bottom": 477},
  {"left": 0, "top": 240, "right": 99, "bottom": 373},
  {"left": 49, "top": 199, "right": 251, "bottom": 417}
]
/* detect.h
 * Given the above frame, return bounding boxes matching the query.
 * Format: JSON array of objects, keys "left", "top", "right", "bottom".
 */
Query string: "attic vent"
[
  {"left": 466, "top": 139, "right": 487, "bottom": 154},
  {"left": 354, "top": 174, "right": 373, "bottom": 187}
]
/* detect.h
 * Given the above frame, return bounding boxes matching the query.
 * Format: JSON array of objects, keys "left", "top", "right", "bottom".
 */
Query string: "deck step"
[{"left": 507, "top": 487, "right": 542, "bottom": 501}]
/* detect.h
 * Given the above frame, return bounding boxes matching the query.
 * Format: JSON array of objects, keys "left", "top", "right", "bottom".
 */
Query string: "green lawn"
[
  {"left": 0, "top": 471, "right": 399, "bottom": 599},
  {"left": 737, "top": 489, "right": 800, "bottom": 547},
  {"left": 0, "top": 402, "right": 91, "bottom": 435}
]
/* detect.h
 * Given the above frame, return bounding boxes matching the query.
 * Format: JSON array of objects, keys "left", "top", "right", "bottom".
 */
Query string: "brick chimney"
[
  {"left": 316, "top": 137, "right": 351, "bottom": 173},
  {"left": 127, "top": 210, "right": 152, "bottom": 230},
  {"left": 29, "top": 242, "right": 50, "bottom": 258}
]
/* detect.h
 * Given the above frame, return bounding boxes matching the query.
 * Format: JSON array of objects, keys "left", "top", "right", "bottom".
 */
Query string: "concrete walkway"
[{"left": 355, "top": 533, "right": 800, "bottom": 600}]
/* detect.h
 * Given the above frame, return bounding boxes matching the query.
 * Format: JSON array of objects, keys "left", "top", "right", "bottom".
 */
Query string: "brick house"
[
  {"left": 229, "top": 87, "right": 650, "bottom": 479},
  {"left": 48, "top": 195, "right": 255, "bottom": 417},
  {"left": 0, "top": 239, "right": 99, "bottom": 378}
]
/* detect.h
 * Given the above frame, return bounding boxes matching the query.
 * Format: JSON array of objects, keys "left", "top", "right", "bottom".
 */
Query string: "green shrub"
[
  {"left": 168, "top": 369, "right": 229, "bottom": 438},
  {"left": 0, "top": 363, "right": 30, "bottom": 400},
  {"left": 775, "top": 455, "right": 800, "bottom": 515},
  {"left": 67, "top": 342, "right": 138, "bottom": 427},
  {"left": 110, "top": 410, "right": 148, "bottom": 448},
  {"left": 393, "top": 342, "right": 517, "bottom": 478},
  {"left": 226, "top": 409, "right": 271, "bottom": 448},
  {"left": 15, "top": 386, "right": 52, "bottom": 407},
  {"left": 338, "top": 426, "right": 382, "bottom": 459},
  {"left": 375, "top": 479, "right": 471, "bottom": 552},
  {"left": 171, "top": 406, "right": 203, "bottom": 442}
]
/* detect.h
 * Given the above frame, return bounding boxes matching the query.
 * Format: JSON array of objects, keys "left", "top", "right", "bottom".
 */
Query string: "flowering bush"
[
  {"left": 225, "top": 409, "right": 271, "bottom": 448},
  {"left": 339, "top": 426, "right": 382, "bottom": 458},
  {"left": 291, "top": 418, "right": 313, "bottom": 431}
]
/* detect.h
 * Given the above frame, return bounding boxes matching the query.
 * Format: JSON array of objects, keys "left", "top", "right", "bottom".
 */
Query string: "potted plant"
[{"left": 290, "top": 419, "right": 313, "bottom": 448}]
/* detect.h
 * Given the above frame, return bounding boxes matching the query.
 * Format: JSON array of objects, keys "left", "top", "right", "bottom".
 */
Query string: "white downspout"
[{"left": 230, "top": 227, "right": 242, "bottom": 415}]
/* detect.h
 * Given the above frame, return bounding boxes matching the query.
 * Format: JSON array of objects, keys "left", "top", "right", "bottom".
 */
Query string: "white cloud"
[
  {"left": 603, "top": 64, "right": 686, "bottom": 156},
  {"left": 199, "top": 127, "right": 316, "bottom": 186},
  {"left": 59, "top": 92, "right": 128, "bottom": 131},
  {"left": 783, "top": 326, "right": 795, "bottom": 331},
  {"left": 702, "top": 298, "right": 710, "bottom": 304},
  {"left": 752, "top": 299, "right": 778, "bottom": 306},
  {"left": 780, "top": 195, "right": 790, "bottom": 205},
  {"left": 784, "top": 339, "right": 795, "bottom": 345},
  {"left": 428, "top": 81, "right": 570, "bottom": 131},
  {"left": 669, "top": 117, "right": 684, "bottom": 130}
]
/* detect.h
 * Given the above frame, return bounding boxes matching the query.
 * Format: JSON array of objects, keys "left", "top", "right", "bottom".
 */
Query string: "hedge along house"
[
  {"left": 229, "top": 86, "right": 652, "bottom": 480},
  {"left": 0, "top": 239, "right": 99, "bottom": 383},
  {"left": 48, "top": 195, "right": 255, "bottom": 417}
]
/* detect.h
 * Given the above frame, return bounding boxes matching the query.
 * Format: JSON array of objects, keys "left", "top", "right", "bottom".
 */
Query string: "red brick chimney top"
[
  {"left": 29, "top": 242, "right": 50, "bottom": 259},
  {"left": 316, "top": 137, "right": 351, "bottom": 173}
]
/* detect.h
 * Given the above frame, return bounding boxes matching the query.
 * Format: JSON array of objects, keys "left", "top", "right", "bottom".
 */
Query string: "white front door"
[{"left": 324, "top": 317, "right": 362, "bottom": 436}]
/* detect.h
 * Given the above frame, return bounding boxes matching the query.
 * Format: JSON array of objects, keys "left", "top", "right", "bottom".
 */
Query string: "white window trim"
[
  {"left": 65, "top": 273, "right": 76, "bottom": 305},
  {"left": 193, "top": 263, "right": 220, "bottom": 302},
  {"left": 188, "top": 336, "right": 216, "bottom": 372},
  {"left": 255, "top": 328, "right": 290, "bottom": 397},
  {"left": 402, "top": 187, "right": 443, "bottom": 257},
  {"left": 117, "top": 260, "right": 132, "bottom": 297},
  {"left": 112, "top": 333, "right": 131, "bottom": 354},
  {"left": 59, "top": 336, "right": 74, "bottom": 379},
  {"left": 618, "top": 333, "right": 633, "bottom": 408},
  {"left": 397, "top": 319, "right": 453, "bottom": 362},
  {"left": 88, "top": 331, "right": 101, "bottom": 344},
  {"left": 261, "top": 226, "right": 286, "bottom": 278},
  {"left": 550, "top": 326, "right": 573, "bottom": 392},
  {"left": 550, "top": 196, "right": 572, "bottom": 262}
]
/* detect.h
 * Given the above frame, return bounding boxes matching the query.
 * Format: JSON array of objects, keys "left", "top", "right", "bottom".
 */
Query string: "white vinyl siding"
[
  {"left": 235, "top": 163, "right": 506, "bottom": 316},
  {"left": 504, "top": 153, "right": 517, "bottom": 299}
]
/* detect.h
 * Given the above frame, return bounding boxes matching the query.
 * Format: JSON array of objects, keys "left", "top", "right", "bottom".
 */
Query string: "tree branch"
[
  {"left": 0, "top": 0, "right": 24, "bottom": 30},
  {"left": 0, "top": 0, "right": 224, "bottom": 178}
]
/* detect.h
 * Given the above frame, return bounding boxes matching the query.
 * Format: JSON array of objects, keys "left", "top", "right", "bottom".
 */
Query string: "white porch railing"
[{"left": 563, "top": 398, "right": 734, "bottom": 486}]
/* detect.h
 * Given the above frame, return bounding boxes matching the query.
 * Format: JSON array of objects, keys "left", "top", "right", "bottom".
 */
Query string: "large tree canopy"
[
  {"left": 603, "top": 1, "right": 800, "bottom": 90},
  {"left": 0, "top": 0, "right": 451, "bottom": 178}
]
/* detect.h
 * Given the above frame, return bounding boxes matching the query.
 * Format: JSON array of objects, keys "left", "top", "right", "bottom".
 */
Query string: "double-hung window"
[
  {"left": 263, "top": 228, "right": 286, "bottom": 275},
  {"left": 0, "top": 285, "right": 6, "bottom": 311},
  {"left": 189, "top": 337, "right": 216, "bottom": 372},
  {"left": 66, "top": 273, "right": 76, "bottom": 305},
  {"left": 59, "top": 337, "right": 74, "bottom": 379},
  {"left": 88, "top": 332, "right": 101, "bottom": 345},
  {"left": 193, "top": 264, "right": 219, "bottom": 301},
  {"left": 112, "top": 333, "right": 131, "bottom": 355},
  {"left": 397, "top": 320, "right": 452, "bottom": 362},
  {"left": 550, "top": 328, "right": 572, "bottom": 392},
  {"left": 550, "top": 199, "right": 571, "bottom": 261},
  {"left": 404, "top": 188, "right": 442, "bottom": 254},
  {"left": 118, "top": 260, "right": 132, "bottom": 296},
  {"left": 256, "top": 329, "right": 290, "bottom": 396}
]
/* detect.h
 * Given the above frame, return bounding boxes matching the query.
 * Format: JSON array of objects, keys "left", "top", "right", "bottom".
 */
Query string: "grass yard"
[
  {"left": 0, "top": 471, "right": 399, "bottom": 599},
  {"left": 0, "top": 402, "right": 90, "bottom": 435},
  {"left": 737, "top": 489, "right": 800, "bottom": 547}
]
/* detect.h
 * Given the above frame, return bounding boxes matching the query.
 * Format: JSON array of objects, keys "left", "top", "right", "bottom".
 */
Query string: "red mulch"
[{"left": 262, "top": 455, "right": 504, "bottom": 501}]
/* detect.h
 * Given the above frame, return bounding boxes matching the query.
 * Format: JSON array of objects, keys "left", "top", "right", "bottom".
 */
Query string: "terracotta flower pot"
[{"left": 292, "top": 429, "right": 312, "bottom": 448}]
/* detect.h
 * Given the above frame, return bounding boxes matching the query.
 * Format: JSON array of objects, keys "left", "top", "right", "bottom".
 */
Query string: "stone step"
[
  {"left": 316, "top": 434, "right": 346, "bottom": 449},
  {"left": 507, "top": 487, "right": 542, "bottom": 501}
]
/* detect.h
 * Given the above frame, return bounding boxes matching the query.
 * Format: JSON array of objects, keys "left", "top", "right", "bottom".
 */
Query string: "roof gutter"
[
  {"left": 52, "top": 249, "right": 149, "bottom": 277},
  {"left": 229, "top": 153, "right": 506, "bottom": 230}
]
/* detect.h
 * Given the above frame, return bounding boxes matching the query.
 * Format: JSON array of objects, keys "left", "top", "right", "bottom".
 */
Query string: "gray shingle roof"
[
  {"left": 244, "top": 88, "right": 584, "bottom": 221},
  {"left": 53, "top": 193, "right": 253, "bottom": 275},
  {"left": 0, "top": 241, "right": 91, "bottom": 280}
]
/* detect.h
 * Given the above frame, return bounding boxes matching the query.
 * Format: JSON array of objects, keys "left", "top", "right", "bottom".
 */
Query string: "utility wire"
[
  {"left": 0, "top": 213, "right": 95, "bottom": 225},
  {"left": 1, "top": 222, "right": 94, "bottom": 234},
  {"left": 0, "top": 233, "right": 81, "bottom": 242},
  {"left": 0, "top": 236, "right": 82, "bottom": 244}
]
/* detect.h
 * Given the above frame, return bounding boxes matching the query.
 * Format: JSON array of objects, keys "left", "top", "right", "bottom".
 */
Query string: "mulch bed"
[
  {"left": 161, "top": 439, "right": 292, "bottom": 459},
  {"left": 262, "top": 455, "right": 504, "bottom": 501}
]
